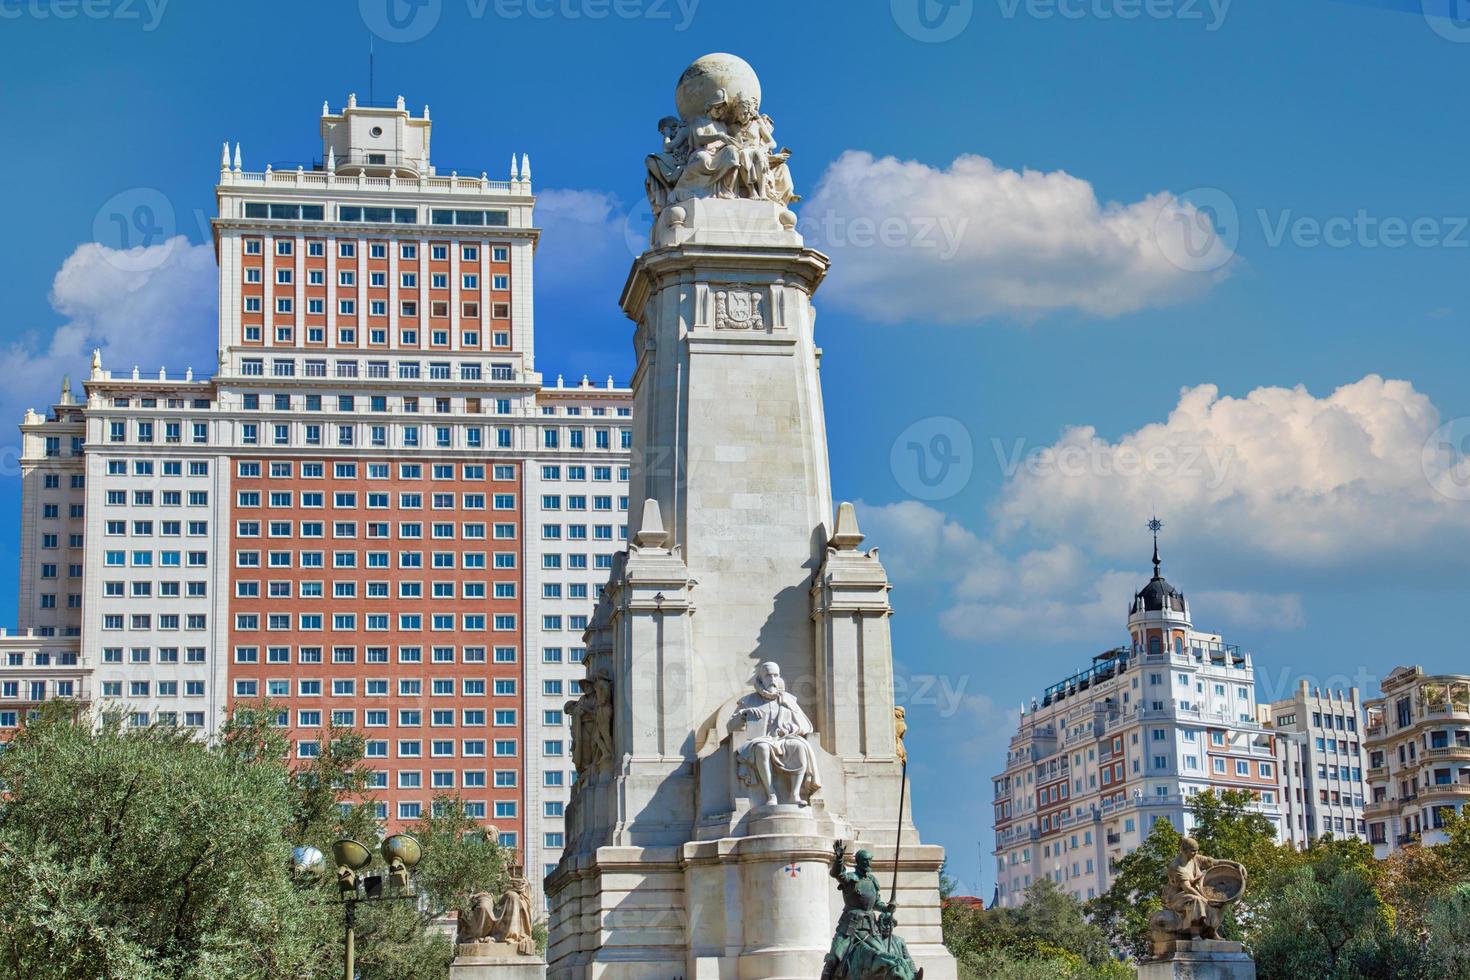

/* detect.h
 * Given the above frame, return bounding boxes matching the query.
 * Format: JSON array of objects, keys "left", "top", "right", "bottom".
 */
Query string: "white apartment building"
[
  {"left": 1364, "top": 665, "right": 1470, "bottom": 857},
  {"left": 10, "top": 94, "right": 633, "bottom": 897},
  {"left": 1262, "top": 680, "right": 1368, "bottom": 846},
  {"left": 991, "top": 543, "right": 1284, "bottom": 907}
]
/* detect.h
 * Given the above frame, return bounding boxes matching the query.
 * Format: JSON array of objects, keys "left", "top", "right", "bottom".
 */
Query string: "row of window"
[
  {"left": 233, "top": 549, "right": 516, "bottom": 568},
  {"left": 251, "top": 266, "right": 508, "bottom": 290},
  {"left": 244, "top": 299, "right": 510, "bottom": 323},
  {"left": 234, "top": 612, "right": 513, "bottom": 632},
  {"left": 234, "top": 673, "right": 513, "bottom": 693},
  {"left": 232, "top": 645, "right": 513, "bottom": 665},
  {"left": 101, "top": 612, "right": 206, "bottom": 630},
  {"left": 245, "top": 233, "right": 509, "bottom": 262},
  {"left": 235, "top": 579, "right": 512, "bottom": 600},
  {"left": 238, "top": 460, "right": 512, "bottom": 480},
  {"left": 239, "top": 490, "right": 513, "bottom": 510},
  {"left": 238, "top": 357, "right": 516, "bottom": 381},
  {"left": 241, "top": 210, "right": 510, "bottom": 234}
]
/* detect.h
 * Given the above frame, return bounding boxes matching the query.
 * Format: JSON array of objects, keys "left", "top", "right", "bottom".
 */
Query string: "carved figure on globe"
[{"left": 644, "top": 52, "right": 798, "bottom": 219}]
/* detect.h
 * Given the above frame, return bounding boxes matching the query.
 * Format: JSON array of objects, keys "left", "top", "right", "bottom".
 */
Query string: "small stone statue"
[
  {"left": 457, "top": 876, "right": 537, "bottom": 957},
  {"left": 893, "top": 706, "right": 908, "bottom": 765},
  {"left": 1149, "top": 837, "right": 1248, "bottom": 956},
  {"left": 823, "top": 841, "right": 923, "bottom": 980},
  {"left": 729, "top": 661, "right": 820, "bottom": 807},
  {"left": 566, "top": 676, "right": 615, "bottom": 777}
]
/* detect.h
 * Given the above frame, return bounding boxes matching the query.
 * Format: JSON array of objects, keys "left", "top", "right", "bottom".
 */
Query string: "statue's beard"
[{"left": 757, "top": 676, "right": 786, "bottom": 700}]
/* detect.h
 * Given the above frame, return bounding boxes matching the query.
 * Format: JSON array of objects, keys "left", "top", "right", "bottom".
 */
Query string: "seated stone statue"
[
  {"left": 729, "top": 661, "right": 820, "bottom": 807},
  {"left": 1149, "top": 837, "right": 1247, "bottom": 956},
  {"left": 456, "top": 877, "right": 537, "bottom": 957}
]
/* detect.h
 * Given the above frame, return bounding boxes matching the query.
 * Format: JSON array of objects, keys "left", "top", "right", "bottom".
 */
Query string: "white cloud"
[
  {"left": 860, "top": 373, "right": 1470, "bottom": 643},
  {"left": 0, "top": 238, "right": 215, "bottom": 443},
  {"left": 533, "top": 188, "right": 637, "bottom": 293},
  {"left": 798, "top": 150, "right": 1232, "bottom": 322},
  {"left": 992, "top": 374, "right": 1469, "bottom": 567},
  {"left": 858, "top": 500, "right": 1305, "bottom": 645}
]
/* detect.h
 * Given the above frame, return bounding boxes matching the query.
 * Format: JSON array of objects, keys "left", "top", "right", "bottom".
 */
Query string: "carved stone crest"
[{"left": 715, "top": 287, "right": 764, "bottom": 330}]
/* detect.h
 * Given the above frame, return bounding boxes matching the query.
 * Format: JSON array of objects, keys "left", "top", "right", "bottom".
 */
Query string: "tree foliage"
[{"left": 0, "top": 704, "right": 512, "bottom": 980}]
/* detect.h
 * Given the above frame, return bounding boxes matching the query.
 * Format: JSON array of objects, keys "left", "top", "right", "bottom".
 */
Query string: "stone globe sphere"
[{"left": 675, "top": 53, "right": 761, "bottom": 121}]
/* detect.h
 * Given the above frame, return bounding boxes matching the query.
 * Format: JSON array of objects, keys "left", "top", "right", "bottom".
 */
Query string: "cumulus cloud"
[
  {"left": 799, "top": 150, "right": 1232, "bottom": 322},
  {"left": 992, "top": 374, "right": 1469, "bottom": 567},
  {"left": 0, "top": 237, "right": 215, "bottom": 436},
  {"left": 859, "top": 373, "right": 1470, "bottom": 643},
  {"left": 533, "top": 188, "right": 637, "bottom": 293},
  {"left": 859, "top": 499, "right": 1305, "bottom": 645}
]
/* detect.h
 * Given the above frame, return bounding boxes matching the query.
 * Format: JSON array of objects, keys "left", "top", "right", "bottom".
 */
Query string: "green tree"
[
  {"left": 0, "top": 705, "right": 512, "bottom": 980},
  {"left": 0, "top": 707, "right": 321, "bottom": 979}
]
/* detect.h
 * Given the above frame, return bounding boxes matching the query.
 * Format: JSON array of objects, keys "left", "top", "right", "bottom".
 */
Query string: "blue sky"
[{"left": 4, "top": 0, "right": 1470, "bottom": 901}]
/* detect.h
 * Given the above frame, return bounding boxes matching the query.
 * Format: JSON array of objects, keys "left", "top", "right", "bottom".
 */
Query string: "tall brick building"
[{"left": 12, "top": 94, "right": 630, "bottom": 892}]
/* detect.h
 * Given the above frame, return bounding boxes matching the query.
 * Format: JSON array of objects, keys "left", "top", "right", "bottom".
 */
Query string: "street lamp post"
[{"left": 298, "top": 834, "right": 422, "bottom": 980}]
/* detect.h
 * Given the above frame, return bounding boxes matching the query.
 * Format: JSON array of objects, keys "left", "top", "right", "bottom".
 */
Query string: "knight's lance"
[{"left": 890, "top": 755, "right": 907, "bottom": 909}]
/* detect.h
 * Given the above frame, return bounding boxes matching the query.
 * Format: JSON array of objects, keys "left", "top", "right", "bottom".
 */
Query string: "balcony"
[
  {"left": 1420, "top": 781, "right": 1470, "bottom": 801},
  {"left": 219, "top": 165, "right": 524, "bottom": 198},
  {"left": 1363, "top": 798, "right": 1398, "bottom": 819},
  {"left": 1425, "top": 745, "right": 1470, "bottom": 762},
  {"left": 1106, "top": 831, "right": 1122, "bottom": 845},
  {"left": 1366, "top": 766, "right": 1388, "bottom": 782}
]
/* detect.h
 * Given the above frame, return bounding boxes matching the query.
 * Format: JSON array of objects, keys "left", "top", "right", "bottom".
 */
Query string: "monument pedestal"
[
  {"left": 544, "top": 52, "right": 957, "bottom": 980},
  {"left": 1139, "top": 940, "right": 1257, "bottom": 980},
  {"left": 450, "top": 942, "right": 547, "bottom": 980}
]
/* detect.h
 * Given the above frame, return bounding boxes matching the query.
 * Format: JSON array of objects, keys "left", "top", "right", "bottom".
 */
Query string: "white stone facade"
[
  {"left": 1363, "top": 665, "right": 1470, "bottom": 857},
  {"left": 1262, "top": 680, "right": 1368, "bottom": 847},
  {"left": 544, "top": 183, "right": 955, "bottom": 975}
]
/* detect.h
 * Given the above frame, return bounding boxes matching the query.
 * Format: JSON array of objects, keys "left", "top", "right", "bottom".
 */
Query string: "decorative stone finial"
[
  {"left": 322, "top": 100, "right": 329, "bottom": 116},
  {"left": 633, "top": 499, "right": 669, "bottom": 549},
  {"left": 326, "top": 147, "right": 335, "bottom": 170},
  {"left": 220, "top": 141, "right": 230, "bottom": 169},
  {"left": 396, "top": 94, "right": 405, "bottom": 110},
  {"left": 232, "top": 143, "right": 241, "bottom": 171},
  {"left": 423, "top": 104, "right": 430, "bottom": 119},
  {"left": 510, "top": 155, "right": 519, "bottom": 180},
  {"left": 60, "top": 376, "right": 71, "bottom": 404},
  {"left": 831, "top": 502, "right": 864, "bottom": 551},
  {"left": 348, "top": 92, "right": 357, "bottom": 108},
  {"left": 521, "top": 154, "right": 531, "bottom": 182}
]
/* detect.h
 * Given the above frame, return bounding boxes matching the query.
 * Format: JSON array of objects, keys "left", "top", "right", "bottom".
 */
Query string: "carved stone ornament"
[
  {"left": 643, "top": 53, "right": 798, "bottom": 219},
  {"left": 715, "top": 287, "right": 764, "bottom": 330}
]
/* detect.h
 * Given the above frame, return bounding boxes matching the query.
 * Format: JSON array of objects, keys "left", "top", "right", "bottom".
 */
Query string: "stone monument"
[
  {"left": 451, "top": 876, "right": 546, "bottom": 979},
  {"left": 543, "top": 52, "right": 957, "bottom": 979},
  {"left": 1140, "top": 837, "right": 1255, "bottom": 979}
]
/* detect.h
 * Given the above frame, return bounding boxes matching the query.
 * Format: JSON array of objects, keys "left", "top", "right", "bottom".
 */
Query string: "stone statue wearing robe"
[
  {"left": 457, "top": 877, "right": 537, "bottom": 957},
  {"left": 729, "top": 661, "right": 820, "bottom": 807}
]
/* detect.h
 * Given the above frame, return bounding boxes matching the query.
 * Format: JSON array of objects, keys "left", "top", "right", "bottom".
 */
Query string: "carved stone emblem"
[{"left": 715, "top": 287, "right": 763, "bottom": 330}]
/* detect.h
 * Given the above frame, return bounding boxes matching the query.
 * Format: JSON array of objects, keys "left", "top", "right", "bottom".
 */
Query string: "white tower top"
[{"left": 320, "top": 95, "right": 433, "bottom": 177}]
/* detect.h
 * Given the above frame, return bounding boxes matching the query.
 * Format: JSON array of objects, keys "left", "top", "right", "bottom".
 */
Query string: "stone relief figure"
[
  {"left": 729, "top": 661, "right": 820, "bottom": 806},
  {"left": 1149, "top": 837, "right": 1248, "bottom": 955},
  {"left": 457, "top": 876, "right": 537, "bottom": 956},
  {"left": 566, "top": 676, "right": 615, "bottom": 777},
  {"left": 643, "top": 53, "right": 798, "bottom": 219}
]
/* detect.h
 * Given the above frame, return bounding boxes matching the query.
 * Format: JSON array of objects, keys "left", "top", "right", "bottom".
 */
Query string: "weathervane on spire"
[{"left": 1148, "top": 516, "right": 1164, "bottom": 578}]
